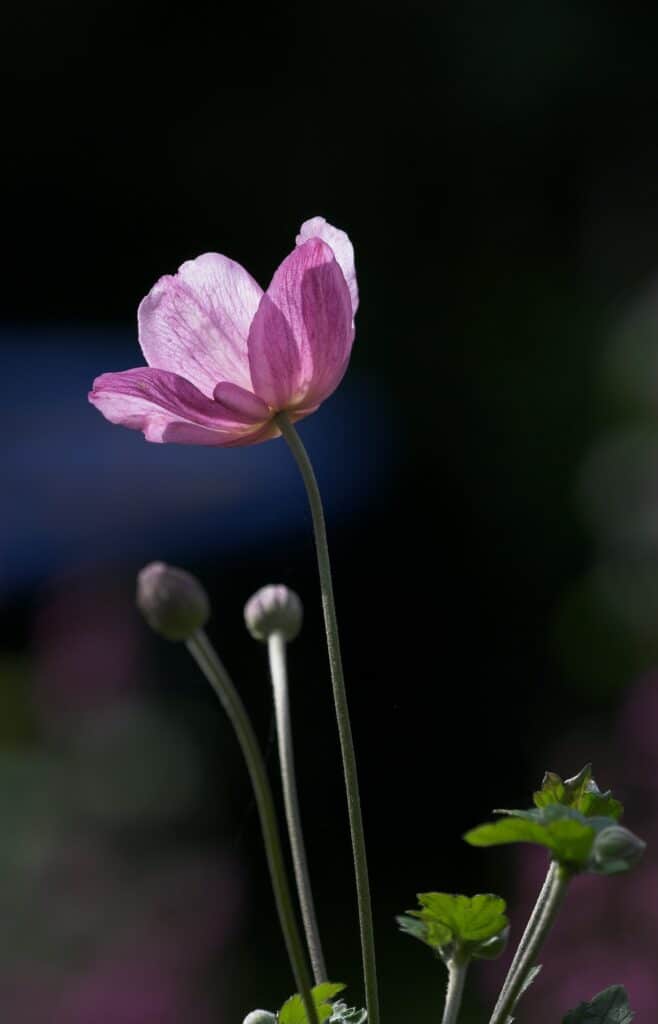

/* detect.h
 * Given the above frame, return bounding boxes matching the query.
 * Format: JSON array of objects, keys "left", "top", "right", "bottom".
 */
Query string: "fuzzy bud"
[
  {"left": 244, "top": 584, "right": 303, "bottom": 642},
  {"left": 136, "top": 562, "right": 210, "bottom": 641},
  {"left": 242, "top": 1012, "right": 277, "bottom": 1024},
  {"left": 590, "top": 825, "right": 646, "bottom": 875}
]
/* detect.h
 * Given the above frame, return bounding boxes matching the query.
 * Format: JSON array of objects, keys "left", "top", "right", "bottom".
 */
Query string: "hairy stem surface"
[
  {"left": 442, "top": 959, "right": 468, "bottom": 1024},
  {"left": 489, "top": 863, "right": 571, "bottom": 1024},
  {"left": 491, "top": 859, "right": 557, "bottom": 1017}
]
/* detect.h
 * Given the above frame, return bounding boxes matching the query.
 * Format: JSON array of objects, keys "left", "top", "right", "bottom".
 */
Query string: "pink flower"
[{"left": 89, "top": 218, "right": 358, "bottom": 446}]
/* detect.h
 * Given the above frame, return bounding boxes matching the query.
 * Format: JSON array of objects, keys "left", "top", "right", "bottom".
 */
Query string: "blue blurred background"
[{"left": 4, "top": 2, "right": 658, "bottom": 1019}]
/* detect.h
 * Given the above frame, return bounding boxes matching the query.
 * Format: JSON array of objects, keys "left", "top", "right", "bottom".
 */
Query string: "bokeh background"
[{"left": 4, "top": 1, "right": 658, "bottom": 1020}]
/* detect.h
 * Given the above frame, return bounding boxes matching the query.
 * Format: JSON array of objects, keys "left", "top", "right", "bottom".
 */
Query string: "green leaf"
[
  {"left": 414, "top": 893, "right": 508, "bottom": 943},
  {"left": 466, "top": 815, "right": 554, "bottom": 848},
  {"left": 278, "top": 998, "right": 331, "bottom": 1024},
  {"left": 465, "top": 805, "right": 618, "bottom": 869},
  {"left": 278, "top": 983, "right": 346, "bottom": 1024},
  {"left": 471, "top": 925, "right": 509, "bottom": 960},
  {"left": 533, "top": 766, "right": 623, "bottom": 821},
  {"left": 396, "top": 913, "right": 451, "bottom": 950},
  {"left": 579, "top": 790, "right": 623, "bottom": 821},
  {"left": 398, "top": 893, "right": 508, "bottom": 961},
  {"left": 563, "top": 985, "right": 634, "bottom": 1023},
  {"left": 533, "top": 770, "right": 570, "bottom": 808},
  {"left": 312, "top": 985, "right": 346, "bottom": 1006},
  {"left": 396, "top": 913, "right": 429, "bottom": 941}
]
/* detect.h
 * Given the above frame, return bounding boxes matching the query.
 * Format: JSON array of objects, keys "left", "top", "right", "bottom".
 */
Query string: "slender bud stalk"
[
  {"left": 268, "top": 629, "right": 328, "bottom": 984},
  {"left": 275, "top": 411, "right": 380, "bottom": 1024},
  {"left": 185, "top": 628, "right": 319, "bottom": 1024}
]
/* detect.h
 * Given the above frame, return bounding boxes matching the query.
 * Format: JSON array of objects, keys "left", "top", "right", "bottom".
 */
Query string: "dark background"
[{"left": 4, "top": 2, "right": 658, "bottom": 1021}]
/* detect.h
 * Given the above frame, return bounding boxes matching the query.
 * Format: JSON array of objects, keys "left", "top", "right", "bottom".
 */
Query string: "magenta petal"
[
  {"left": 138, "top": 253, "right": 263, "bottom": 397},
  {"left": 89, "top": 367, "right": 267, "bottom": 446},
  {"left": 212, "top": 382, "right": 270, "bottom": 420},
  {"left": 248, "top": 239, "right": 354, "bottom": 411},
  {"left": 296, "top": 217, "right": 359, "bottom": 315},
  {"left": 156, "top": 421, "right": 227, "bottom": 445},
  {"left": 163, "top": 419, "right": 280, "bottom": 447}
]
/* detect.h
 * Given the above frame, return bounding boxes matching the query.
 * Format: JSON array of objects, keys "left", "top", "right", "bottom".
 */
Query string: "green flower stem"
[
  {"left": 268, "top": 629, "right": 328, "bottom": 985},
  {"left": 491, "top": 859, "right": 557, "bottom": 1017},
  {"left": 442, "top": 959, "right": 469, "bottom": 1024},
  {"left": 275, "top": 412, "right": 380, "bottom": 1024},
  {"left": 186, "top": 628, "right": 318, "bottom": 1024},
  {"left": 489, "top": 862, "right": 571, "bottom": 1024}
]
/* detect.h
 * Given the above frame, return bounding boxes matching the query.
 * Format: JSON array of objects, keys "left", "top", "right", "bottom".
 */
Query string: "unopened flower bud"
[
  {"left": 136, "top": 562, "right": 210, "bottom": 641},
  {"left": 590, "top": 825, "right": 646, "bottom": 875},
  {"left": 242, "top": 1012, "right": 277, "bottom": 1024},
  {"left": 244, "top": 584, "right": 303, "bottom": 642}
]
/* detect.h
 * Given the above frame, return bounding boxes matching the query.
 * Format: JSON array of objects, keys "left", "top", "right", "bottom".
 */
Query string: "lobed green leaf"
[
  {"left": 563, "top": 985, "right": 634, "bottom": 1023},
  {"left": 533, "top": 765, "right": 623, "bottom": 821},
  {"left": 397, "top": 892, "right": 508, "bottom": 961},
  {"left": 278, "top": 983, "right": 346, "bottom": 1024},
  {"left": 414, "top": 892, "right": 508, "bottom": 943},
  {"left": 396, "top": 912, "right": 451, "bottom": 951},
  {"left": 465, "top": 804, "right": 619, "bottom": 869}
]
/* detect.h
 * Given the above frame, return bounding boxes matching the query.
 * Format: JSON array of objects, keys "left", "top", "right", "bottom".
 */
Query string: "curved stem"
[
  {"left": 442, "top": 959, "right": 468, "bottom": 1024},
  {"left": 268, "top": 630, "right": 328, "bottom": 984},
  {"left": 275, "top": 412, "right": 380, "bottom": 1024},
  {"left": 491, "top": 859, "right": 557, "bottom": 1017},
  {"left": 489, "top": 863, "right": 571, "bottom": 1024},
  {"left": 186, "top": 629, "right": 318, "bottom": 1024}
]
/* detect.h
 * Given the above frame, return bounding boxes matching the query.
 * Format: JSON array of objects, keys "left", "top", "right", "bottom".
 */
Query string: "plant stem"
[
  {"left": 186, "top": 629, "right": 318, "bottom": 1024},
  {"left": 268, "top": 629, "right": 328, "bottom": 984},
  {"left": 491, "top": 859, "right": 557, "bottom": 1017},
  {"left": 442, "top": 959, "right": 468, "bottom": 1024},
  {"left": 489, "top": 862, "right": 571, "bottom": 1024},
  {"left": 275, "top": 412, "right": 380, "bottom": 1024}
]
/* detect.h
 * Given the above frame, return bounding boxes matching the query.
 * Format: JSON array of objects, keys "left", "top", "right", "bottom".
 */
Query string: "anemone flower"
[{"left": 89, "top": 218, "right": 357, "bottom": 446}]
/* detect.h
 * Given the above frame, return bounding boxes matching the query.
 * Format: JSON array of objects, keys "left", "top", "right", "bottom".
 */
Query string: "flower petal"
[
  {"left": 163, "top": 417, "right": 282, "bottom": 446},
  {"left": 212, "top": 382, "right": 270, "bottom": 420},
  {"left": 89, "top": 367, "right": 268, "bottom": 446},
  {"left": 162, "top": 419, "right": 280, "bottom": 446},
  {"left": 138, "top": 253, "right": 263, "bottom": 396},
  {"left": 296, "top": 217, "right": 359, "bottom": 315},
  {"left": 248, "top": 239, "right": 354, "bottom": 411}
]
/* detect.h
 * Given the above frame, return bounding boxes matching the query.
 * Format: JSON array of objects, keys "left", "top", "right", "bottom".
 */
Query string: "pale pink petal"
[
  {"left": 138, "top": 254, "right": 263, "bottom": 396},
  {"left": 89, "top": 368, "right": 269, "bottom": 446},
  {"left": 296, "top": 217, "right": 359, "bottom": 315},
  {"left": 248, "top": 239, "right": 354, "bottom": 411}
]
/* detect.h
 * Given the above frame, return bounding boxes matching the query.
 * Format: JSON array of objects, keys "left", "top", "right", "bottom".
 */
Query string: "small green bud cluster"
[{"left": 590, "top": 825, "right": 646, "bottom": 875}]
